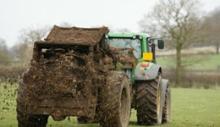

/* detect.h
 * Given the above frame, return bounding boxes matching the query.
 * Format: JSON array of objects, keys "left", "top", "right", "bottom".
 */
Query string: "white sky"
[{"left": 0, "top": 0, "right": 220, "bottom": 47}]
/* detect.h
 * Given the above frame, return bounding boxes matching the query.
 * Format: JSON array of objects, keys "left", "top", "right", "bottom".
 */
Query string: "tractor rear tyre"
[
  {"left": 162, "top": 86, "right": 171, "bottom": 123},
  {"left": 136, "top": 75, "right": 163, "bottom": 125},
  {"left": 99, "top": 71, "right": 131, "bottom": 127}
]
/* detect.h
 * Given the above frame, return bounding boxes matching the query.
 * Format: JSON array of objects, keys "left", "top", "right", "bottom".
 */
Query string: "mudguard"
[{"left": 134, "top": 62, "right": 161, "bottom": 80}]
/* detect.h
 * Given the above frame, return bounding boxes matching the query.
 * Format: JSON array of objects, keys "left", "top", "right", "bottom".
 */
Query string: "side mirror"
[{"left": 158, "top": 40, "right": 164, "bottom": 49}]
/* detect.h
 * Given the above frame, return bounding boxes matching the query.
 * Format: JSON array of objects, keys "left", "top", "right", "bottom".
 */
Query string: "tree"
[
  {"left": 19, "top": 26, "right": 49, "bottom": 44},
  {"left": 12, "top": 26, "right": 50, "bottom": 65},
  {"left": 201, "top": 8, "right": 220, "bottom": 54},
  {"left": 0, "top": 38, "right": 11, "bottom": 65},
  {"left": 139, "top": 0, "right": 200, "bottom": 85}
]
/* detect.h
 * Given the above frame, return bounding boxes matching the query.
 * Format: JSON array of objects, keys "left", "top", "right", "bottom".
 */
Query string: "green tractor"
[
  {"left": 17, "top": 26, "right": 170, "bottom": 127},
  {"left": 107, "top": 32, "right": 171, "bottom": 125}
]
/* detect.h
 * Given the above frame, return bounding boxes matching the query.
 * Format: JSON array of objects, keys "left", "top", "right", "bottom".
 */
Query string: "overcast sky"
[{"left": 1, "top": 0, "right": 220, "bottom": 47}]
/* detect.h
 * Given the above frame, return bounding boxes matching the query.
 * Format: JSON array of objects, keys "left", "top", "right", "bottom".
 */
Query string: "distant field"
[
  {"left": 1, "top": 83, "right": 220, "bottom": 127},
  {"left": 157, "top": 54, "right": 220, "bottom": 70}
]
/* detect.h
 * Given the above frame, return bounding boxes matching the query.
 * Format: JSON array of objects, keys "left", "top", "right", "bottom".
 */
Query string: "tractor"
[{"left": 17, "top": 26, "right": 171, "bottom": 127}]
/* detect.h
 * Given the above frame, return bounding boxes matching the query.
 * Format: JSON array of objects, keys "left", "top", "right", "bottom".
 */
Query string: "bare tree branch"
[{"left": 139, "top": 0, "right": 201, "bottom": 85}]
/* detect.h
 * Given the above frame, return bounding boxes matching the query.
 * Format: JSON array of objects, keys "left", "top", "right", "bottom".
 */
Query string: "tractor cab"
[
  {"left": 106, "top": 32, "right": 165, "bottom": 81},
  {"left": 106, "top": 32, "right": 164, "bottom": 63}
]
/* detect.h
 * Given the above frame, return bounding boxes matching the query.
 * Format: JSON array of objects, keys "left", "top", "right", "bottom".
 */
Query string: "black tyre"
[
  {"left": 17, "top": 109, "right": 48, "bottom": 127},
  {"left": 136, "top": 75, "right": 163, "bottom": 125},
  {"left": 17, "top": 80, "right": 49, "bottom": 127},
  {"left": 162, "top": 86, "right": 171, "bottom": 123},
  {"left": 77, "top": 116, "right": 90, "bottom": 124},
  {"left": 99, "top": 71, "right": 131, "bottom": 127},
  {"left": 77, "top": 116, "right": 97, "bottom": 124}
]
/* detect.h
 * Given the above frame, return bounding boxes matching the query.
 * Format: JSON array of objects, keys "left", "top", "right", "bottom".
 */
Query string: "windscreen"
[{"left": 107, "top": 38, "right": 141, "bottom": 58}]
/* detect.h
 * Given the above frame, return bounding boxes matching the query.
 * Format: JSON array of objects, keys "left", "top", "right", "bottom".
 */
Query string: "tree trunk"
[
  {"left": 216, "top": 43, "right": 219, "bottom": 54},
  {"left": 175, "top": 45, "right": 182, "bottom": 86}
]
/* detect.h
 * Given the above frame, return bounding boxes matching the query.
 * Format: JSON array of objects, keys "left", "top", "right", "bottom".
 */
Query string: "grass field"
[
  {"left": 0, "top": 83, "right": 220, "bottom": 127},
  {"left": 157, "top": 54, "right": 220, "bottom": 70}
]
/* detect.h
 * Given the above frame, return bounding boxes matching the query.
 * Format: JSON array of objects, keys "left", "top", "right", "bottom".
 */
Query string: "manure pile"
[{"left": 23, "top": 50, "right": 96, "bottom": 100}]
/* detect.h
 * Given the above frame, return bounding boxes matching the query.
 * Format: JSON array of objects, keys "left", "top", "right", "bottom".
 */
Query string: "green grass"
[
  {"left": 1, "top": 83, "right": 220, "bottom": 127},
  {"left": 157, "top": 54, "right": 220, "bottom": 70}
]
